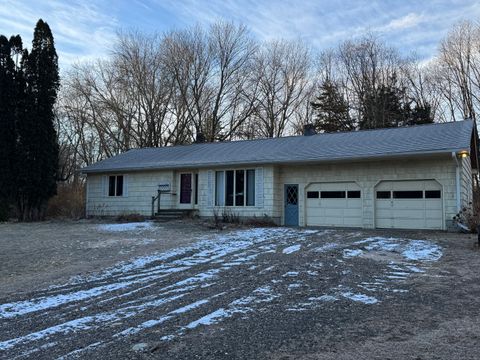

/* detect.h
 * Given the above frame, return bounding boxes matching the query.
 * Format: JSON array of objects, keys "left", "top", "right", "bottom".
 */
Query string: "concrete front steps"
[{"left": 152, "top": 209, "right": 195, "bottom": 221}]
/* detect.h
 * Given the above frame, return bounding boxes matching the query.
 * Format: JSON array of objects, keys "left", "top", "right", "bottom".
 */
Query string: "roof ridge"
[{"left": 128, "top": 119, "right": 472, "bottom": 152}]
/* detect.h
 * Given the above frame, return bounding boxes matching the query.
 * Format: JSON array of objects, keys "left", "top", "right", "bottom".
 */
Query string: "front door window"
[{"left": 180, "top": 174, "right": 192, "bottom": 204}]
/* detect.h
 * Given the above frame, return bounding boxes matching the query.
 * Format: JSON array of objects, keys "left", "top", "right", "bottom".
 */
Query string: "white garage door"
[
  {"left": 375, "top": 180, "right": 443, "bottom": 230},
  {"left": 306, "top": 182, "right": 363, "bottom": 227}
]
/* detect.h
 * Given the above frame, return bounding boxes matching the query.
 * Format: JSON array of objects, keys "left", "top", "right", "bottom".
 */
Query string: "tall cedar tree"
[
  {"left": 310, "top": 80, "right": 355, "bottom": 133},
  {"left": 0, "top": 36, "right": 19, "bottom": 219},
  {"left": 16, "top": 20, "right": 60, "bottom": 220}
]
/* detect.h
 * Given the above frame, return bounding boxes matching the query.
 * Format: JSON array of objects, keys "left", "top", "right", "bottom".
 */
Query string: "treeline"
[
  {"left": 55, "top": 20, "right": 480, "bottom": 181},
  {"left": 0, "top": 20, "right": 59, "bottom": 220}
]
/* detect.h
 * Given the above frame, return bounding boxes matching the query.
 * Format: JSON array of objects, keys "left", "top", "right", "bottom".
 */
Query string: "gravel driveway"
[{"left": 1, "top": 221, "right": 479, "bottom": 359}]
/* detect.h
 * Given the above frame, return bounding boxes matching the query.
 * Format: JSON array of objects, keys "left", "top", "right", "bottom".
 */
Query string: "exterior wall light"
[{"left": 457, "top": 150, "right": 470, "bottom": 158}]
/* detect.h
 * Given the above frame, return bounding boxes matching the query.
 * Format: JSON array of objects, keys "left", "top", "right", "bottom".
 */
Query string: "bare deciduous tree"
[{"left": 250, "top": 40, "right": 313, "bottom": 138}]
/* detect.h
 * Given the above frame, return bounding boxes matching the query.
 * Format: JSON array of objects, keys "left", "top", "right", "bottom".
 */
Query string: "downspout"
[{"left": 452, "top": 152, "right": 461, "bottom": 213}]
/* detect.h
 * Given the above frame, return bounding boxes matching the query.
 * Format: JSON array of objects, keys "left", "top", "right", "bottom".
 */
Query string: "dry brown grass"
[{"left": 46, "top": 182, "right": 85, "bottom": 219}]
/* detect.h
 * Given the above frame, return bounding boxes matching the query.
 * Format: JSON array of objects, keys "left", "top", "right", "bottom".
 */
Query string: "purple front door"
[{"left": 180, "top": 174, "right": 192, "bottom": 204}]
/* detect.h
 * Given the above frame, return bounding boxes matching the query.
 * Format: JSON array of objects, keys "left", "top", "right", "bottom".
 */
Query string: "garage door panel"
[
  {"left": 425, "top": 219, "right": 443, "bottom": 228},
  {"left": 391, "top": 201, "right": 425, "bottom": 210},
  {"left": 425, "top": 210, "right": 443, "bottom": 219},
  {"left": 344, "top": 208, "right": 361, "bottom": 217},
  {"left": 306, "top": 182, "right": 362, "bottom": 228},
  {"left": 320, "top": 199, "right": 347, "bottom": 207},
  {"left": 425, "top": 201, "right": 442, "bottom": 210},
  {"left": 393, "top": 218, "right": 426, "bottom": 229},
  {"left": 375, "top": 180, "right": 443, "bottom": 230},
  {"left": 391, "top": 209, "right": 425, "bottom": 218},
  {"left": 375, "top": 218, "right": 392, "bottom": 228}
]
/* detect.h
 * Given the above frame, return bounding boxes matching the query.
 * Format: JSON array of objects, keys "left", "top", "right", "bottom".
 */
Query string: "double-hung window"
[
  {"left": 108, "top": 175, "right": 124, "bottom": 196},
  {"left": 215, "top": 169, "right": 255, "bottom": 206}
]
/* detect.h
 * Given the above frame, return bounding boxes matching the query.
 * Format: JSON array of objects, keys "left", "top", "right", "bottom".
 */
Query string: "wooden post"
[
  {"left": 157, "top": 189, "right": 161, "bottom": 213},
  {"left": 151, "top": 196, "right": 155, "bottom": 217}
]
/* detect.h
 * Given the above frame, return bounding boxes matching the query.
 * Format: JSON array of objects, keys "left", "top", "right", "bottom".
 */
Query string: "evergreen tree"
[
  {"left": 359, "top": 74, "right": 408, "bottom": 129},
  {"left": 0, "top": 35, "right": 18, "bottom": 220},
  {"left": 310, "top": 80, "right": 355, "bottom": 133},
  {"left": 16, "top": 19, "right": 60, "bottom": 220},
  {"left": 407, "top": 103, "right": 434, "bottom": 125}
]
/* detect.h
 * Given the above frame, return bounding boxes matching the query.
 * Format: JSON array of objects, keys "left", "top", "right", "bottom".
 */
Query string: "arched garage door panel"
[
  {"left": 306, "top": 182, "right": 362, "bottom": 227},
  {"left": 375, "top": 180, "right": 443, "bottom": 230}
]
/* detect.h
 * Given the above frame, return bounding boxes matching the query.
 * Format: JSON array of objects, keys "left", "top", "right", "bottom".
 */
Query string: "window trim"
[
  {"left": 108, "top": 175, "right": 124, "bottom": 197},
  {"left": 215, "top": 169, "right": 255, "bottom": 207}
]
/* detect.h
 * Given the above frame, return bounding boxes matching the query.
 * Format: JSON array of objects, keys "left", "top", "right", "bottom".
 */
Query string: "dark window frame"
[
  {"left": 194, "top": 173, "right": 199, "bottom": 205},
  {"left": 425, "top": 190, "right": 441, "bottom": 199},
  {"left": 347, "top": 191, "right": 361, "bottom": 199},
  {"left": 215, "top": 169, "right": 255, "bottom": 207},
  {"left": 108, "top": 175, "right": 124, "bottom": 197},
  {"left": 393, "top": 190, "right": 423, "bottom": 199},
  {"left": 307, "top": 191, "right": 319, "bottom": 199},
  {"left": 321, "top": 191, "right": 346, "bottom": 199},
  {"left": 376, "top": 191, "right": 391, "bottom": 199}
]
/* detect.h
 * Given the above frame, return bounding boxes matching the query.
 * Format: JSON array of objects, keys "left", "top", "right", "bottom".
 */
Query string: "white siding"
[
  {"left": 86, "top": 170, "right": 174, "bottom": 216},
  {"left": 278, "top": 156, "right": 458, "bottom": 229},
  {"left": 196, "top": 165, "right": 277, "bottom": 221},
  {"left": 460, "top": 156, "right": 473, "bottom": 209}
]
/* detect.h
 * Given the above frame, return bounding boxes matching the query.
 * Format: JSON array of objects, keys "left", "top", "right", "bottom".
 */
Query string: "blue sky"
[{"left": 1, "top": 0, "right": 479, "bottom": 71}]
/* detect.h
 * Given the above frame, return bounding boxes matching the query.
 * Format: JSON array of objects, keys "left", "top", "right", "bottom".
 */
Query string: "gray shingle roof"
[{"left": 82, "top": 120, "right": 475, "bottom": 174}]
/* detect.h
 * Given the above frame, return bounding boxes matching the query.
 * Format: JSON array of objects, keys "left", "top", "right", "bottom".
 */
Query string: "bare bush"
[{"left": 46, "top": 182, "right": 85, "bottom": 219}]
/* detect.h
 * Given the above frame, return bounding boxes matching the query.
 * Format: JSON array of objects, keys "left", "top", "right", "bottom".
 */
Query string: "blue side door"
[{"left": 284, "top": 184, "right": 299, "bottom": 226}]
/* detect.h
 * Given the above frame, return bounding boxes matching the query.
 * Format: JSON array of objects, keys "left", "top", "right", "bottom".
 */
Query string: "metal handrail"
[{"left": 151, "top": 186, "right": 175, "bottom": 217}]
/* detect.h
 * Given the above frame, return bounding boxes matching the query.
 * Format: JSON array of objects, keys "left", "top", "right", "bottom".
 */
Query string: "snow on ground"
[
  {"left": 402, "top": 240, "right": 443, "bottom": 261},
  {"left": 341, "top": 292, "right": 379, "bottom": 304},
  {"left": 0, "top": 228, "right": 444, "bottom": 359},
  {"left": 283, "top": 244, "right": 301, "bottom": 254},
  {"left": 97, "top": 222, "right": 156, "bottom": 232}
]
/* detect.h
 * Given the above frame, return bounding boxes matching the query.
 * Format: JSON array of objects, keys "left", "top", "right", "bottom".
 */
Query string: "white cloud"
[
  {"left": 0, "top": 0, "right": 118, "bottom": 71},
  {"left": 383, "top": 13, "right": 425, "bottom": 31},
  {"left": 2, "top": 0, "right": 480, "bottom": 71}
]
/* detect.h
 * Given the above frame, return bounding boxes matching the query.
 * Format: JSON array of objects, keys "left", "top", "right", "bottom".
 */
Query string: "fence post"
[{"left": 157, "top": 189, "right": 161, "bottom": 213}]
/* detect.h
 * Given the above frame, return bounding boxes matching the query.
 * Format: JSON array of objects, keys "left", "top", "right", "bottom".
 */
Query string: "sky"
[{"left": 1, "top": 0, "right": 480, "bottom": 72}]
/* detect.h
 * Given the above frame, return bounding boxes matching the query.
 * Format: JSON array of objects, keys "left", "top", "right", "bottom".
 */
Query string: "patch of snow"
[
  {"left": 309, "top": 295, "right": 338, "bottom": 302},
  {"left": 0, "top": 282, "right": 131, "bottom": 319},
  {"left": 98, "top": 222, "right": 156, "bottom": 232},
  {"left": 186, "top": 308, "right": 229, "bottom": 329},
  {"left": 341, "top": 292, "right": 378, "bottom": 304},
  {"left": 0, "top": 312, "right": 123, "bottom": 351},
  {"left": 288, "top": 283, "right": 302, "bottom": 290},
  {"left": 402, "top": 240, "right": 442, "bottom": 261},
  {"left": 406, "top": 265, "right": 425, "bottom": 273},
  {"left": 170, "top": 299, "right": 210, "bottom": 314},
  {"left": 282, "top": 271, "right": 299, "bottom": 277},
  {"left": 389, "top": 271, "right": 410, "bottom": 276},
  {"left": 313, "top": 242, "right": 339, "bottom": 252},
  {"left": 282, "top": 244, "right": 301, "bottom": 254},
  {"left": 343, "top": 249, "right": 363, "bottom": 258}
]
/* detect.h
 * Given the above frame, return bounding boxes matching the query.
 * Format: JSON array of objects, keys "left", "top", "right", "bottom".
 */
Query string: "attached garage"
[
  {"left": 375, "top": 180, "right": 443, "bottom": 230},
  {"left": 305, "top": 182, "right": 362, "bottom": 227}
]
